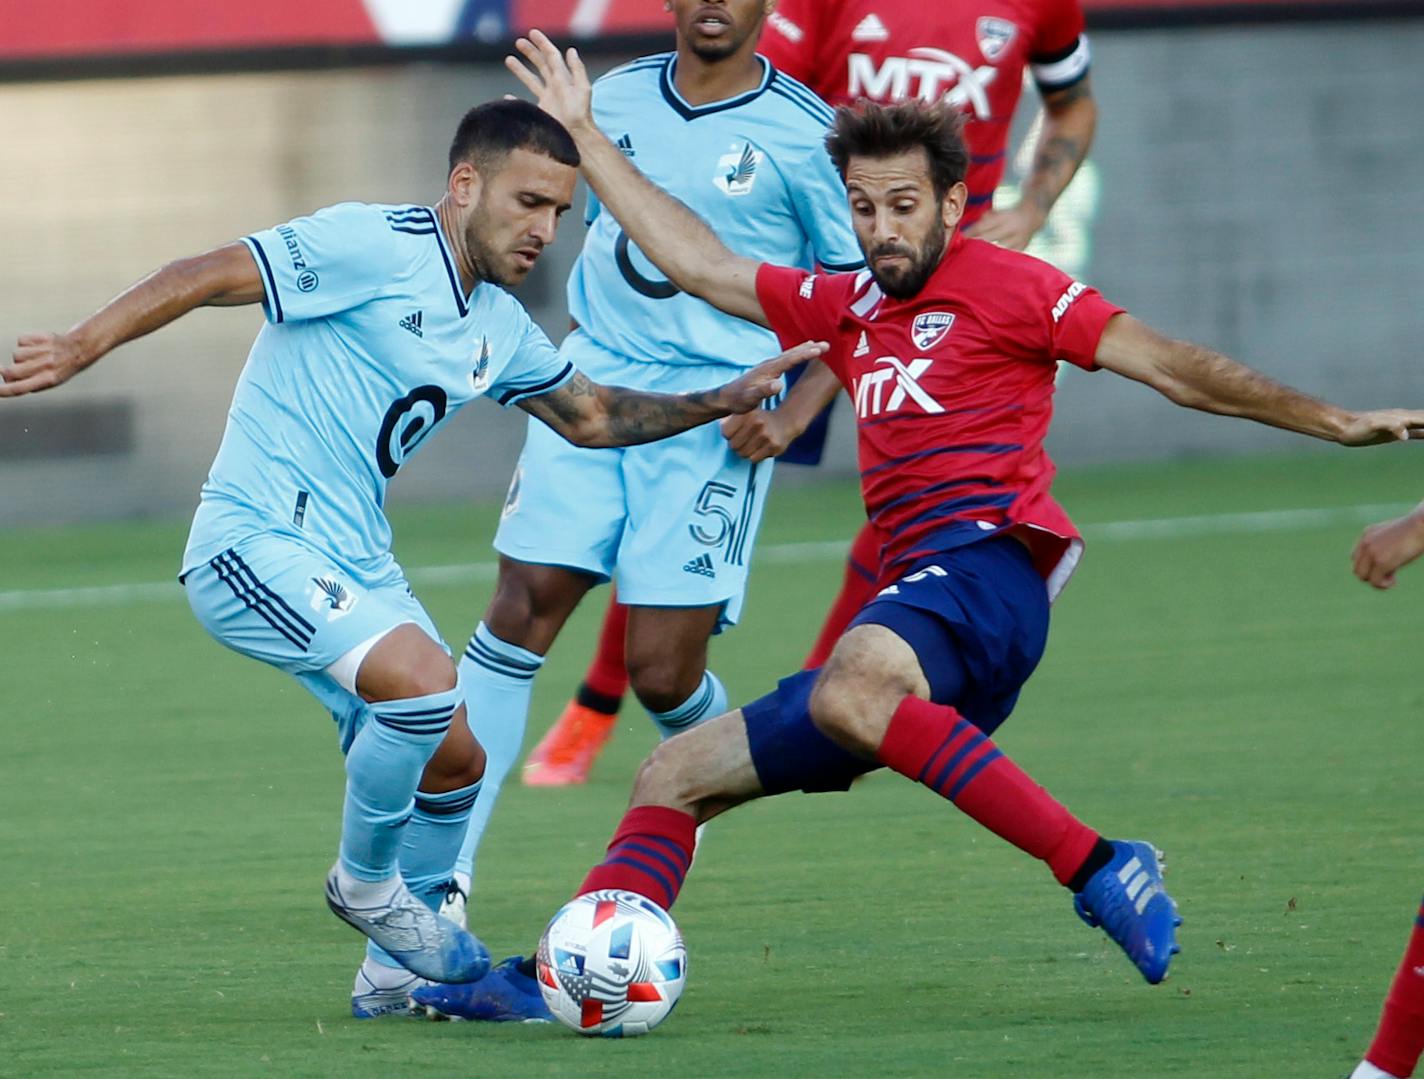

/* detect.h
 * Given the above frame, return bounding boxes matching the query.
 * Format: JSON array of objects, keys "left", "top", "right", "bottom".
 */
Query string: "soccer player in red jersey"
[
  {"left": 533, "top": 0, "right": 1099, "bottom": 780},
  {"left": 413, "top": 35, "right": 1424, "bottom": 1013},
  {"left": 1349, "top": 504, "right": 1424, "bottom": 1079}
]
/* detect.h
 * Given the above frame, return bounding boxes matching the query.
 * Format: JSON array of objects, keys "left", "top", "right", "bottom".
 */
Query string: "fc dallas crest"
[
  {"left": 976, "top": 16, "right": 1017, "bottom": 61},
  {"left": 911, "top": 312, "right": 956, "bottom": 350}
]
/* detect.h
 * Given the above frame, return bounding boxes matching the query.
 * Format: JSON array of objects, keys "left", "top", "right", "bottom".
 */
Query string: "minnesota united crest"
[
  {"left": 471, "top": 336, "right": 492, "bottom": 394},
  {"left": 911, "top": 312, "right": 956, "bottom": 350},
  {"left": 309, "top": 576, "right": 358, "bottom": 621},
  {"left": 713, "top": 142, "right": 763, "bottom": 198}
]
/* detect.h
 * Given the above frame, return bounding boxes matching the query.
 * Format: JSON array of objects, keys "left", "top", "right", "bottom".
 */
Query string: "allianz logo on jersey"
[{"left": 849, "top": 47, "right": 1000, "bottom": 118}]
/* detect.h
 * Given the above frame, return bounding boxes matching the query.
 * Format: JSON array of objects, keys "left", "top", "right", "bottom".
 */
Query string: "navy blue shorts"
[
  {"left": 744, "top": 535, "right": 1050, "bottom": 795},
  {"left": 851, "top": 536, "right": 1050, "bottom": 733}
]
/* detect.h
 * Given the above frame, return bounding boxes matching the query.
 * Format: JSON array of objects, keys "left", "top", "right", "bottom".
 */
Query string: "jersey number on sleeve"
[{"left": 376, "top": 385, "right": 448, "bottom": 479}]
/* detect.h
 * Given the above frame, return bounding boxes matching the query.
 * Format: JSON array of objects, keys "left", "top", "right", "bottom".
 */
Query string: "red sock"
[
  {"left": 576, "top": 805, "right": 697, "bottom": 911},
  {"left": 876, "top": 696, "right": 1100, "bottom": 886},
  {"left": 583, "top": 595, "right": 630, "bottom": 701},
  {"left": 804, "top": 521, "right": 883, "bottom": 669},
  {"left": 1367, "top": 897, "right": 1424, "bottom": 1078}
]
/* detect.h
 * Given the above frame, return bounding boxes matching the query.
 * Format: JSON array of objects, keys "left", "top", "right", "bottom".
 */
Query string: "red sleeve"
[
  {"left": 1048, "top": 280, "right": 1122, "bottom": 371},
  {"left": 759, "top": 0, "right": 821, "bottom": 88},
  {"left": 1031, "top": 0, "right": 1086, "bottom": 59},
  {"left": 755, "top": 263, "right": 849, "bottom": 375}
]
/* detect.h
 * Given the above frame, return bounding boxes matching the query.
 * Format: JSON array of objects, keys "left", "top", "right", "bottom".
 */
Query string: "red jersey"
[
  {"left": 758, "top": 0, "right": 1090, "bottom": 225},
  {"left": 755, "top": 236, "right": 1121, "bottom": 600}
]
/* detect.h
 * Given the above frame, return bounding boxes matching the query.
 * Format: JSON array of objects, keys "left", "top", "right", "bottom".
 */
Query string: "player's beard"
[
  {"left": 866, "top": 218, "right": 948, "bottom": 299},
  {"left": 465, "top": 198, "right": 516, "bottom": 287}
]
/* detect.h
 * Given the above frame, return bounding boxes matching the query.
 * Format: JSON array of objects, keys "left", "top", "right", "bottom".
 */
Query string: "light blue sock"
[
  {"left": 340, "top": 683, "right": 461, "bottom": 882},
  {"left": 648, "top": 670, "right": 728, "bottom": 741},
  {"left": 454, "top": 623, "right": 544, "bottom": 886},
  {"left": 368, "top": 779, "right": 482, "bottom": 969}
]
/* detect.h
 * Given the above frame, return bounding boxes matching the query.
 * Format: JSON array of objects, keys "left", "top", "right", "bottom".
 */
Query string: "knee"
[
  {"left": 399, "top": 649, "right": 460, "bottom": 700},
  {"left": 807, "top": 671, "right": 860, "bottom": 746},
  {"left": 808, "top": 665, "right": 892, "bottom": 759},
  {"left": 626, "top": 653, "right": 701, "bottom": 715},
  {"left": 483, "top": 562, "right": 587, "bottom": 652},
  {"left": 629, "top": 740, "right": 697, "bottom": 811}
]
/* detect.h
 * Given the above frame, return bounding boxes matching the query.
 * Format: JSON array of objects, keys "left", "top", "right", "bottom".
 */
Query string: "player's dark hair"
[
  {"left": 826, "top": 101, "right": 969, "bottom": 200},
  {"left": 447, "top": 99, "right": 580, "bottom": 175}
]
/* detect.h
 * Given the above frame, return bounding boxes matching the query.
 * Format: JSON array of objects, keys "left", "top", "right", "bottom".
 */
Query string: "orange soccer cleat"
[{"left": 522, "top": 699, "right": 619, "bottom": 786}]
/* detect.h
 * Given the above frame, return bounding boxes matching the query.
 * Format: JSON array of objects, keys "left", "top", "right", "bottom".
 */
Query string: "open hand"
[
  {"left": 716, "top": 341, "right": 828, "bottom": 415},
  {"left": 1, "top": 332, "right": 86, "bottom": 398},
  {"left": 1336, "top": 409, "right": 1424, "bottom": 446},
  {"left": 506, "top": 29, "right": 594, "bottom": 135},
  {"left": 1352, "top": 507, "right": 1424, "bottom": 589}
]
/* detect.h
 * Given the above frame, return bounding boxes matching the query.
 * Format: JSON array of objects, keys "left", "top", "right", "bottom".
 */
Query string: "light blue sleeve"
[
  {"left": 488, "top": 308, "right": 577, "bottom": 408},
  {"left": 241, "top": 202, "right": 401, "bottom": 324},
  {"left": 788, "top": 146, "right": 865, "bottom": 273}
]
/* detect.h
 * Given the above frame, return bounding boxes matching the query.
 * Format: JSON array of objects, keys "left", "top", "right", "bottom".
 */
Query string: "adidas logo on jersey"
[
  {"left": 682, "top": 553, "right": 717, "bottom": 578},
  {"left": 616, "top": 133, "right": 636, "bottom": 157},
  {"left": 852, "top": 13, "right": 889, "bottom": 42},
  {"left": 399, "top": 311, "right": 424, "bottom": 337},
  {"left": 854, "top": 331, "right": 870, "bottom": 357}
]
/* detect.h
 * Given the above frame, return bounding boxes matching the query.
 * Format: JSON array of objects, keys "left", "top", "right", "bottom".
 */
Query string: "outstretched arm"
[
  {"left": 1094, "top": 314, "right": 1424, "bottom": 446},
  {"left": 519, "top": 341, "right": 827, "bottom": 448},
  {"left": 2, "top": 243, "right": 264, "bottom": 398},
  {"left": 508, "top": 30, "right": 768, "bottom": 327}
]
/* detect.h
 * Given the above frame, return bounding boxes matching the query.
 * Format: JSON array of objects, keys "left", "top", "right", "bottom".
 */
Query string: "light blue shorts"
[
  {"left": 494, "top": 333, "right": 775, "bottom": 628},
  {"left": 183, "top": 531, "right": 446, "bottom": 749}
]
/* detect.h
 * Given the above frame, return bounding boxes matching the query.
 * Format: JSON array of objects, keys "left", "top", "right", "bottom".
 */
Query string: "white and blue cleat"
[
  {"left": 1074, "top": 839, "right": 1182, "bottom": 984},
  {"left": 351, "top": 960, "right": 427, "bottom": 1019},
  {"left": 410, "top": 956, "right": 553, "bottom": 1023},
  {"left": 324, "top": 864, "right": 490, "bottom": 985}
]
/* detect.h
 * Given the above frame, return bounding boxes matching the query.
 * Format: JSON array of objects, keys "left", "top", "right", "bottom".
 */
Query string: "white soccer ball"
[{"left": 536, "top": 889, "right": 687, "bottom": 1037}]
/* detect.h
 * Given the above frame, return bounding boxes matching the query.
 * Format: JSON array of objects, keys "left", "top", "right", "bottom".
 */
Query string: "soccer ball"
[{"left": 536, "top": 889, "right": 687, "bottom": 1037}]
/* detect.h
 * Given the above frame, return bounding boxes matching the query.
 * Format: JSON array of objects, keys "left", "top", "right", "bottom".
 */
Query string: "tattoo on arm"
[
  {"left": 519, "top": 371, "right": 722, "bottom": 447},
  {"left": 1023, "top": 76, "right": 1095, "bottom": 215},
  {"left": 599, "top": 385, "right": 718, "bottom": 446},
  {"left": 1026, "top": 134, "right": 1085, "bottom": 214}
]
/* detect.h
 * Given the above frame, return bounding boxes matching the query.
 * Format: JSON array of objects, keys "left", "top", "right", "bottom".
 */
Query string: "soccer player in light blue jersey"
[
  {"left": 1, "top": 99, "right": 817, "bottom": 1018},
  {"left": 415, "top": 0, "right": 864, "bottom": 1023}
]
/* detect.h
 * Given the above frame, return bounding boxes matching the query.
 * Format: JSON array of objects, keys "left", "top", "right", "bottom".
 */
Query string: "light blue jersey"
[
  {"left": 568, "top": 52, "right": 863, "bottom": 371},
  {"left": 181, "top": 202, "right": 574, "bottom": 577}
]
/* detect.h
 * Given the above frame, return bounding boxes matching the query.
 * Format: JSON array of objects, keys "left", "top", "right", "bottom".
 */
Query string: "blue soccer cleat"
[
  {"left": 1073, "top": 839, "right": 1182, "bottom": 984},
  {"left": 324, "top": 863, "right": 490, "bottom": 985},
  {"left": 410, "top": 956, "right": 553, "bottom": 1023}
]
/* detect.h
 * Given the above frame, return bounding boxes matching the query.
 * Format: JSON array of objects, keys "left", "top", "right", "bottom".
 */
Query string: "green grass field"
[{"left": 4, "top": 450, "right": 1422, "bottom": 1078}]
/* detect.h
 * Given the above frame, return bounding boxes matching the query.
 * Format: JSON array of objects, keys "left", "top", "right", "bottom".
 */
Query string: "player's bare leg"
[
  {"left": 623, "top": 603, "right": 726, "bottom": 729},
  {"left": 327, "top": 624, "right": 491, "bottom": 1005},
  {"left": 524, "top": 593, "right": 629, "bottom": 787}
]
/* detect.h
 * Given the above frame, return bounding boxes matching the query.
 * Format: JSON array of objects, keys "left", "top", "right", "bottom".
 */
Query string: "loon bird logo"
[
  {"left": 471, "top": 336, "right": 491, "bottom": 393},
  {"left": 714, "top": 142, "right": 762, "bottom": 197},
  {"left": 310, "top": 576, "right": 356, "bottom": 619}
]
